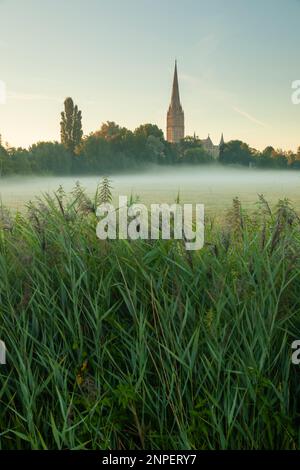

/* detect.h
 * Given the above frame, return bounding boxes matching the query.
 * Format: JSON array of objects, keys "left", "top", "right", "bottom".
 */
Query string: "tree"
[
  {"left": 0, "top": 144, "right": 11, "bottom": 176},
  {"left": 133, "top": 124, "right": 166, "bottom": 163},
  {"left": 219, "top": 140, "right": 253, "bottom": 166},
  {"left": 29, "top": 142, "right": 72, "bottom": 174},
  {"left": 9, "top": 147, "right": 31, "bottom": 174},
  {"left": 271, "top": 149, "right": 288, "bottom": 169},
  {"left": 60, "top": 97, "right": 83, "bottom": 153},
  {"left": 262, "top": 146, "right": 276, "bottom": 158},
  {"left": 95, "top": 121, "right": 128, "bottom": 142},
  {"left": 181, "top": 136, "right": 203, "bottom": 149},
  {"left": 255, "top": 146, "right": 275, "bottom": 168},
  {"left": 290, "top": 146, "right": 300, "bottom": 169},
  {"left": 134, "top": 124, "right": 164, "bottom": 140},
  {"left": 183, "top": 147, "right": 212, "bottom": 164},
  {"left": 145, "top": 135, "right": 165, "bottom": 163}
]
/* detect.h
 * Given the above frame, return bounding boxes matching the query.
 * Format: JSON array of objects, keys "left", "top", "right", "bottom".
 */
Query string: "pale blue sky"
[{"left": 0, "top": 0, "right": 300, "bottom": 150}]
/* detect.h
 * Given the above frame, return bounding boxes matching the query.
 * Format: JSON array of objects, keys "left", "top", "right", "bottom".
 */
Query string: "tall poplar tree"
[{"left": 60, "top": 97, "right": 83, "bottom": 153}]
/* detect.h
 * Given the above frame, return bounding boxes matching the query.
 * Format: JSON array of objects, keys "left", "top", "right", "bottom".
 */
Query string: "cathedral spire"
[
  {"left": 220, "top": 133, "right": 225, "bottom": 146},
  {"left": 167, "top": 61, "right": 185, "bottom": 143},
  {"left": 170, "top": 60, "right": 181, "bottom": 110}
]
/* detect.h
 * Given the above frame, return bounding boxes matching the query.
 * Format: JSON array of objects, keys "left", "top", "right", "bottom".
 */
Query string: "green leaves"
[
  {"left": 0, "top": 191, "right": 300, "bottom": 449},
  {"left": 60, "top": 97, "right": 83, "bottom": 154}
]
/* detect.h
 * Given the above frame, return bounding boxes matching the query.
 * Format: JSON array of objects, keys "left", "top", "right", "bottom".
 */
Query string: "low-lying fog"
[{"left": 1, "top": 166, "right": 300, "bottom": 213}]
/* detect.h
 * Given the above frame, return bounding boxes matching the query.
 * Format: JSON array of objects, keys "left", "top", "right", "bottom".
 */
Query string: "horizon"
[{"left": 1, "top": 0, "right": 300, "bottom": 151}]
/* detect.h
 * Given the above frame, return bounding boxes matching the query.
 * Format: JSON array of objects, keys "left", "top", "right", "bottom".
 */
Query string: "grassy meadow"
[
  {"left": 1, "top": 166, "right": 300, "bottom": 213},
  {"left": 0, "top": 180, "right": 300, "bottom": 450}
]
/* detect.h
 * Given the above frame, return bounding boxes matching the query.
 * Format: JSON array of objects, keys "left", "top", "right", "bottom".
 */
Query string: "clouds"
[{"left": 232, "top": 106, "right": 269, "bottom": 128}]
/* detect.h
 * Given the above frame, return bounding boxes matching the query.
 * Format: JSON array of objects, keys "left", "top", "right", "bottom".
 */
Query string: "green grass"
[{"left": 0, "top": 186, "right": 300, "bottom": 450}]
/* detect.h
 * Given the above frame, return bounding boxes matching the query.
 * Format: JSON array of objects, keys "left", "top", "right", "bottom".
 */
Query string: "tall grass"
[{"left": 0, "top": 185, "right": 300, "bottom": 449}]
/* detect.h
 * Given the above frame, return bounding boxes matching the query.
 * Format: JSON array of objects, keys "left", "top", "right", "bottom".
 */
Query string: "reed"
[{"left": 0, "top": 186, "right": 299, "bottom": 449}]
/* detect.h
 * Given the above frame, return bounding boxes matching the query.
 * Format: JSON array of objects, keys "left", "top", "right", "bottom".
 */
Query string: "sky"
[{"left": 0, "top": 0, "right": 300, "bottom": 151}]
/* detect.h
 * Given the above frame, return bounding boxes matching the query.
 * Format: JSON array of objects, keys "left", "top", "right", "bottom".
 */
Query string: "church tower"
[{"left": 167, "top": 61, "right": 185, "bottom": 143}]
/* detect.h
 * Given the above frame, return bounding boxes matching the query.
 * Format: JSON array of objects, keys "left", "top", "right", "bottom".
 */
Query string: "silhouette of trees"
[
  {"left": 1, "top": 113, "right": 300, "bottom": 176},
  {"left": 60, "top": 97, "right": 83, "bottom": 153},
  {"left": 219, "top": 140, "right": 254, "bottom": 166}
]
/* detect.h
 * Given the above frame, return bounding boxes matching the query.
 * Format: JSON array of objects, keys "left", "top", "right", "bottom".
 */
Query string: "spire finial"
[{"left": 170, "top": 60, "right": 181, "bottom": 109}]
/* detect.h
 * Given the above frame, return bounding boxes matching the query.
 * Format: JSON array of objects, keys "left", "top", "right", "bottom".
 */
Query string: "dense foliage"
[
  {"left": 0, "top": 186, "right": 300, "bottom": 449},
  {"left": 219, "top": 142, "right": 300, "bottom": 169},
  {"left": 60, "top": 98, "right": 83, "bottom": 153},
  {"left": 1, "top": 114, "right": 300, "bottom": 176}
]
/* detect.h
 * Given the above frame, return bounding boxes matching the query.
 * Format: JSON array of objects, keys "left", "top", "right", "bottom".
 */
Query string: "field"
[
  {"left": 1, "top": 166, "right": 300, "bottom": 212},
  {"left": 0, "top": 181, "right": 300, "bottom": 450}
]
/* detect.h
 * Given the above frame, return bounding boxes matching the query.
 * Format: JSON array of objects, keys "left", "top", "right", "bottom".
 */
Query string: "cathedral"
[{"left": 166, "top": 61, "right": 224, "bottom": 159}]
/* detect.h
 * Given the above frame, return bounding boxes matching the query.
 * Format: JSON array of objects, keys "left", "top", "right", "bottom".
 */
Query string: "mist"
[{"left": 1, "top": 165, "right": 300, "bottom": 213}]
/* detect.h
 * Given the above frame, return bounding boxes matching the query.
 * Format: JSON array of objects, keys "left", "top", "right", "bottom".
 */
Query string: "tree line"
[
  {"left": 1, "top": 97, "right": 300, "bottom": 176},
  {"left": 219, "top": 141, "right": 300, "bottom": 169}
]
